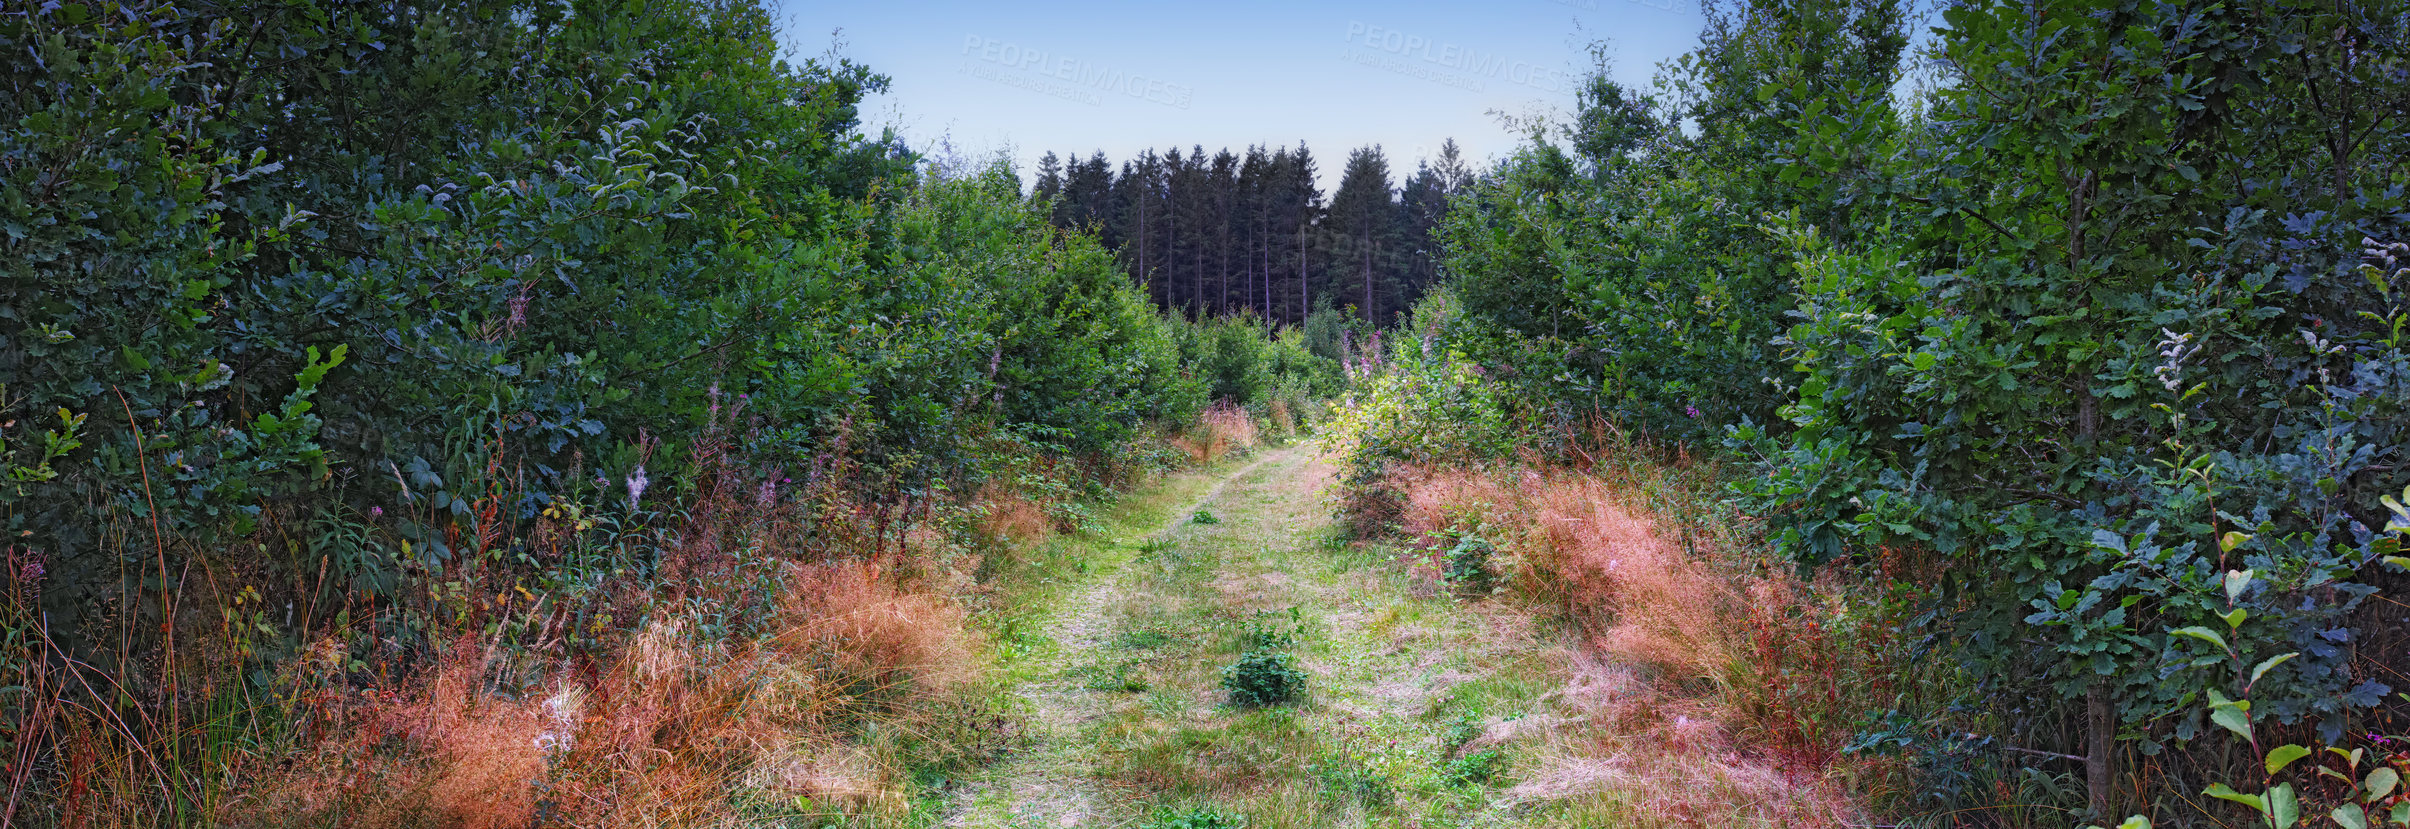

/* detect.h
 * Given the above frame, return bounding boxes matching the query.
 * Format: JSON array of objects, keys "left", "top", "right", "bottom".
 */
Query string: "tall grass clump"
[
  {"left": 1327, "top": 307, "right": 1916, "bottom": 821},
  {"left": 1354, "top": 425, "right": 1913, "bottom": 825},
  {"left": 1178, "top": 404, "right": 1264, "bottom": 466}
]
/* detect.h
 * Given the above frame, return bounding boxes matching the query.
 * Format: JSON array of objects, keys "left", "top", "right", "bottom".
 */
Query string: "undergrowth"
[
  {"left": 1, "top": 405, "right": 1265, "bottom": 827},
  {"left": 1338, "top": 414, "right": 1924, "bottom": 825}
]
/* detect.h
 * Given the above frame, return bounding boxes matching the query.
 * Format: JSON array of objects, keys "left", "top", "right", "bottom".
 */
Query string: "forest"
[
  {"left": 2, "top": 0, "right": 2407, "bottom": 828},
  {"left": 1031, "top": 140, "right": 1465, "bottom": 326}
]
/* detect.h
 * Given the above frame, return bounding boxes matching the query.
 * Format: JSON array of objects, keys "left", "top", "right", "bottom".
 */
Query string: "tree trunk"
[
  {"left": 1362, "top": 229, "right": 1373, "bottom": 321},
  {"left": 2087, "top": 678, "right": 2116, "bottom": 820}
]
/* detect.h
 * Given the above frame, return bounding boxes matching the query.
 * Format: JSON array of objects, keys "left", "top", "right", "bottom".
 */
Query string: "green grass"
[
  {"left": 1070, "top": 450, "right": 1558, "bottom": 827},
  {"left": 945, "top": 447, "right": 1609, "bottom": 828}
]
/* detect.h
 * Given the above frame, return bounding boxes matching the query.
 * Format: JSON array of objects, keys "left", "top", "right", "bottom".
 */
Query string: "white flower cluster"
[
  {"left": 534, "top": 685, "right": 584, "bottom": 760},
  {"left": 2155, "top": 329, "right": 2200, "bottom": 392}
]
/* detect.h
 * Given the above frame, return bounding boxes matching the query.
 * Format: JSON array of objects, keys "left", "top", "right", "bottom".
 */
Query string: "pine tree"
[
  {"left": 1062, "top": 151, "right": 1114, "bottom": 236},
  {"left": 1399, "top": 139, "right": 1466, "bottom": 304},
  {"left": 1021, "top": 140, "right": 1439, "bottom": 324},
  {"left": 1034, "top": 150, "right": 1063, "bottom": 206},
  {"left": 1113, "top": 150, "right": 1165, "bottom": 306},
  {"left": 1238, "top": 145, "right": 1272, "bottom": 321},
  {"left": 1328, "top": 145, "right": 1399, "bottom": 323},
  {"left": 1211, "top": 148, "right": 1238, "bottom": 316},
  {"left": 1163, "top": 147, "right": 1194, "bottom": 314},
  {"left": 1287, "top": 143, "right": 1322, "bottom": 326}
]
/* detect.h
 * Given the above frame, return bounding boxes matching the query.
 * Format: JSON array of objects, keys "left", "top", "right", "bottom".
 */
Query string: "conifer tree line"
[{"left": 1031, "top": 140, "right": 1471, "bottom": 325}]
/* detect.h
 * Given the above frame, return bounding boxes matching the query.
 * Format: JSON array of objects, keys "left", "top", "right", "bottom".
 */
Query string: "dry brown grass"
[
  {"left": 1393, "top": 463, "right": 1866, "bottom": 826},
  {"left": 1266, "top": 399, "right": 1297, "bottom": 438},
  {"left": 392, "top": 651, "right": 551, "bottom": 829},
  {"left": 972, "top": 483, "right": 1054, "bottom": 550},
  {"left": 773, "top": 561, "right": 986, "bottom": 711},
  {"left": 1173, "top": 403, "right": 1261, "bottom": 464},
  {"left": 211, "top": 559, "right": 996, "bottom": 828},
  {"left": 13, "top": 395, "right": 1116, "bottom": 829},
  {"left": 195, "top": 471, "right": 1007, "bottom": 828}
]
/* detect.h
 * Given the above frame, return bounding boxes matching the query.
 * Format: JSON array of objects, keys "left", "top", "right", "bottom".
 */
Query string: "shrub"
[
  {"left": 1220, "top": 609, "right": 1306, "bottom": 708},
  {"left": 1363, "top": 0, "right": 2410, "bottom": 819},
  {"left": 1221, "top": 651, "right": 1304, "bottom": 709},
  {"left": 1321, "top": 299, "right": 1518, "bottom": 467},
  {"left": 1441, "top": 534, "right": 1497, "bottom": 598},
  {"left": 0, "top": 0, "right": 1320, "bottom": 819},
  {"left": 1224, "top": 650, "right": 1301, "bottom": 708}
]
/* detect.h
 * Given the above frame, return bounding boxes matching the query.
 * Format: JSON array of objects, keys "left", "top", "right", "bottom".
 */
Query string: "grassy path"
[
  {"left": 945, "top": 450, "right": 1282, "bottom": 828},
  {"left": 946, "top": 445, "right": 1573, "bottom": 829}
]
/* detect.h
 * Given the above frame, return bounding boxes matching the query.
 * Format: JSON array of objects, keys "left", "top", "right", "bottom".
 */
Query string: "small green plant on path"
[
  {"left": 1222, "top": 650, "right": 1305, "bottom": 708},
  {"left": 1222, "top": 608, "right": 1307, "bottom": 707},
  {"left": 1143, "top": 804, "right": 1250, "bottom": 829},
  {"left": 1440, "top": 748, "right": 1507, "bottom": 788}
]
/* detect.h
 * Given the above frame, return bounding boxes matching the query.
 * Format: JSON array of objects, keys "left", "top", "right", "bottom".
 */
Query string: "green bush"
[
  {"left": 1169, "top": 313, "right": 1343, "bottom": 413},
  {"left": 1321, "top": 299, "right": 1520, "bottom": 474},
  {"left": 1221, "top": 612, "right": 1307, "bottom": 709},
  {"left": 1220, "top": 651, "right": 1304, "bottom": 710},
  {"left": 1442, "top": 535, "right": 1497, "bottom": 598},
  {"left": 0, "top": 4, "right": 1318, "bottom": 816},
  {"left": 1722, "top": 0, "right": 2410, "bottom": 774},
  {"left": 1349, "top": 0, "right": 2410, "bottom": 821}
]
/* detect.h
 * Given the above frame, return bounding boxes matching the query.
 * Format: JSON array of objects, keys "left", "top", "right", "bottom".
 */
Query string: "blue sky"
[{"left": 771, "top": 0, "right": 1710, "bottom": 189}]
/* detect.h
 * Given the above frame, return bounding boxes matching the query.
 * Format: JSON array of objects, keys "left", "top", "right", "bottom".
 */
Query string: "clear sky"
[{"left": 770, "top": 0, "right": 1710, "bottom": 190}]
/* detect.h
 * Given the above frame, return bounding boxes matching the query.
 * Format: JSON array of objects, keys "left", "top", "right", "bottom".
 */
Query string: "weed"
[
  {"left": 1232, "top": 608, "right": 1303, "bottom": 651},
  {"left": 1442, "top": 534, "right": 1496, "bottom": 598},
  {"left": 1440, "top": 748, "right": 1507, "bottom": 788},
  {"left": 1191, "top": 509, "right": 1220, "bottom": 525},
  {"left": 1079, "top": 659, "right": 1150, "bottom": 693},
  {"left": 1221, "top": 651, "right": 1305, "bottom": 708},
  {"left": 1440, "top": 711, "right": 1484, "bottom": 754},
  {"left": 1142, "top": 803, "right": 1250, "bottom": 829},
  {"left": 1311, "top": 753, "right": 1395, "bottom": 810},
  {"left": 1112, "top": 626, "right": 1175, "bottom": 651},
  {"left": 1220, "top": 610, "right": 1309, "bottom": 708}
]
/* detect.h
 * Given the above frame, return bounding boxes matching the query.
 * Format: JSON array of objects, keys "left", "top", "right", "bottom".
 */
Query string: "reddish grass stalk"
[{"left": 112, "top": 388, "right": 179, "bottom": 794}]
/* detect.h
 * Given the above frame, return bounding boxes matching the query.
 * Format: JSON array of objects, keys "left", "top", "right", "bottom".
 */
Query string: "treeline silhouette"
[{"left": 1033, "top": 140, "right": 1472, "bottom": 325}]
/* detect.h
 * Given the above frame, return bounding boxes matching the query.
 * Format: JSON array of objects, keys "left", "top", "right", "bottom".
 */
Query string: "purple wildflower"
[{"left": 626, "top": 465, "right": 649, "bottom": 510}]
